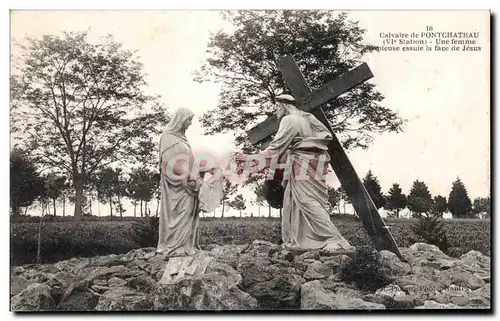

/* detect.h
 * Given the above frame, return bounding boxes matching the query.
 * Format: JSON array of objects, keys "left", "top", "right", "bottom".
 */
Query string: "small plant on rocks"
[{"left": 340, "top": 245, "right": 392, "bottom": 293}]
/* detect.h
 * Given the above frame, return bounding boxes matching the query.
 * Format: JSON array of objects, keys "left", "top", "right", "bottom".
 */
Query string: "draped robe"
[
  {"left": 156, "top": 131, "right": 202, "bottom": 256},
  {"left": 156, "top": 132, "right": 224, "bottom": 255},
  {"left": 259, "top": 113, "right": 354, "bottom": 252}
]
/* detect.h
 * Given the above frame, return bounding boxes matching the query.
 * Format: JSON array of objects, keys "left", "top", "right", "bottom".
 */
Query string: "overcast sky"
[{"left": 10, "top": 10, "right": 490, "bottom": 217}]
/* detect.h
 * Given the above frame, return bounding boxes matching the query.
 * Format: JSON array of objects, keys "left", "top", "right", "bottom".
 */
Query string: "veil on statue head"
[{"left": 164, "top": 107, "right": 195, "bottom": 135}]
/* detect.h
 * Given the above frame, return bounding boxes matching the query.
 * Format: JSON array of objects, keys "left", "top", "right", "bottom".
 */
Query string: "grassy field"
[{"left": 10, "top": 216, "right": 491, "bottom": 266}]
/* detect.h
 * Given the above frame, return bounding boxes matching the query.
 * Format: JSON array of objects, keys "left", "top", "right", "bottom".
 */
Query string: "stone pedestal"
[{"left": 158, "top": 251, "right": 214, "bottom": 285}]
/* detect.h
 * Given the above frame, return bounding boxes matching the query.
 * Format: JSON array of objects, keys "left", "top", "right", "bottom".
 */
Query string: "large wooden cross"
[{"left": 247, "top": 54, "right": 402, "bottom": 258}]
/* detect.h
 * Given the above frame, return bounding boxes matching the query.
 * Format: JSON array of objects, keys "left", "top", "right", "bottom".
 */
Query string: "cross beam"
[{"left": 248, "top": 54, "right": 402, "bottom": 258}]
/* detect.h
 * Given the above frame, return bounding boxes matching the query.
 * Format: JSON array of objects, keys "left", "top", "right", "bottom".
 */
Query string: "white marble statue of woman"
[
  {"left": 236, "top": 95, "right": 355, "bottom": 253},
  {"left": 156, "top": 108, "right": 223, "bottom": 256}
]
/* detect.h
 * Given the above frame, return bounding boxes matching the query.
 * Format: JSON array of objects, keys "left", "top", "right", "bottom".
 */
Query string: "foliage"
[
  {"left": 11, "top": 31, "right": 168, "bottom": 216},
  {"left": 10, "top": 216, "right": 490, "bottom": 265},
  {"left": 253, "top": 183, "right": 266, "bottom": 206},
  {"left": 228, "top": 193, "right": 247, "bottom": 217},
  {"left": 131, "top": 216, "right": 159, "bottom": 248},
  {"left": 125, "top": 168, "right": 159, "bottom": 217},
  {"left": 326, "top": 186, "right": 341, "bottom": 213},
  {"left": 336, "top": 186, "right": 350, "bottom": 214},
  {"left": 448, "top": 178, "right": 473, "bottom": 218},
  {"left": 340, "top": 245, "right": 392, "bottom": 292},
  {"left": 263, "top": 179, "right": 284, "bottom": 210},
  {"left": 93, "top": 167, "right": 127, "bottom": 218},
  {"left": 407, "top": 180, "right": 432, "bottom": 217},
  {"left": 221, "top": 181, "right": 238, "bottom": 218},
  {"left": 196, "top": 11, "right": 404, "bottom": 153},
  {"left": 411, "top": 215, "right": 449, "bottom": 253},
  {"left": 42, "top": 172, "right": 68, "bottom": 216},
  {"left": 431, "top": 195, "right": 447, "bottom": 218},
  {"left": 363, "top": 170, "right": 385, "bottom": 209},
  {"left": 10, "top": 148, "right": 46, "bottom": 216},
  {"left": 472, "top": 197, "right": 491, "bottom": 218},
  {"left": 10, "top": 220, "right": 138, "bottom": 265},
  {"left": 384, "top": 183, "right": 407, "bottom": 218}
]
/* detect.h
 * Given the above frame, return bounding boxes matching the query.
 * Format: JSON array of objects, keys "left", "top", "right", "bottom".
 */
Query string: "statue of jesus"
[{"left": 236, "top": 95, "right": 355, "bottom": 253}]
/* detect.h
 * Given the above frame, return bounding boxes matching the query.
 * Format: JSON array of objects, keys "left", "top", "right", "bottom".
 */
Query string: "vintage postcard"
[{"left": 9, "top": 10, "right": 490, "bottom": 312}]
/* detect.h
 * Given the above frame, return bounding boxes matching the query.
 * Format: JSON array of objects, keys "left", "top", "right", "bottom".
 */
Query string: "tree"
[
  {"left": 221, "top": 181, "right": 237, "bottom": 219},
  {"left": 43, "top": 172, "right": 67, "bottom": 216},
  {"left": 363, "top": 170, "right": 385, "bottom": 209},
  {"left": 196, "top": 11, "right": 404, "bottom": 153},
  {"left": 448, "top": 178, "right": 473, "bottom": 218},
  {"left": 10, "top": 148, "right": 45, "bottom": 216},
  {"left": 254, "top": 183, "right": 271, "bottom": 218},
  {"left": 337, "top": 186, "right": 349, "bottom": 214},
  {"left": 11, "top": 31, "right": 167, "bottom": 216},
  {"left": 263, "top": 179, "right": 284, "bottom": 218},
  {"left": 407, "top": 180, "right": 432, "bottom": 217},
  {"left": 385, "top": 183, "right": 407, "bottom": 219},
  {"left": 125, "top": 167, "right": 156, "bottom": 217},
  {"left": 229, "top": 194, "right": 247, "bottom": 217},
  {"left": 94, "top": 167, "right": 119, "bottom": 218},
  {"left": 411, "top": 215, "right": 448, "bottom": 253},
  {"left": 472, "top": 197, "right": 491, "bottom": 218},
  {"left": 327, "top": 186, "right": 341, "bottom": 214},
  {"left": 253, "top": 182, "right": 267, "bottom": 217},
  {"left": 431, "top": 195, "right": 447, "bottom": 218}
]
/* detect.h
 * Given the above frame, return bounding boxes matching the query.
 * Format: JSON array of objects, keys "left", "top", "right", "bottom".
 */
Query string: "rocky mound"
[{"left": 10, "top": 241, "right": 490, "bottom": 311}]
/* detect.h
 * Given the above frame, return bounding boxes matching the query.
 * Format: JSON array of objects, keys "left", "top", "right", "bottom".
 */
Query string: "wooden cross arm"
[
  {"left": 247, "top": 115, "right": 279, "bottom": 145},
  {"left": 247, "top": 62, "right": 373, "bottom": 145},
  {"left": 299, "top": 63, "right": 373, "bottom": 112}
]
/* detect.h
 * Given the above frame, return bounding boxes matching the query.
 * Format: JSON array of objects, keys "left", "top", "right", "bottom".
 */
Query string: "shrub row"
[{"left": 10, "top": 217, "right": 490, "bottom": 266}]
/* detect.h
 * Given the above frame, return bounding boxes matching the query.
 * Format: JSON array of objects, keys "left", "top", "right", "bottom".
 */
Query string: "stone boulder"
[
  {"left": 377, "top": 250, "right": 411, "bottom": 279},
  {"left": 11, "top": 283, "right": 56, "bottom": 311},
  {"left": 301, "top": 280, "right": 385, "bottom": 310},
  {"left": 9, "top": 242, "right": 491, "bottom": 311}
]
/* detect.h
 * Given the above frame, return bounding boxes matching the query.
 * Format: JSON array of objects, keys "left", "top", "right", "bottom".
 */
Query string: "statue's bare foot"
[{"left": 322, "top": 242, "right": 356, "bottom": 253}]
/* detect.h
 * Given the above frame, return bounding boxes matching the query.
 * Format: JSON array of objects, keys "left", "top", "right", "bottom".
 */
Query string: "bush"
[
  {"left": 10, "top": 221, "right": 138, "bottom": 265},
  {"left": 10, "top": 217, "right": 490, "bottom": 265},
  {"left": 131, "top": 217, "right": 159, "bottom": 248},
  {"left": 340, "top": 246, "right": 392, "bottom": 292},
  {"left": 411, "top": 215, "right": 449, "bottom": 253}
]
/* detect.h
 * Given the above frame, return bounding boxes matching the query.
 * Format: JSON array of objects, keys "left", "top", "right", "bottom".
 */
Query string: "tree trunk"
[
  {"left": 62, "top": 196, "right": 66, "bottom": 217},
  {"left": 156, "top": 197, "right": 160, "bottom": 217},
  {"left": 268, "top": 205, "right": 271, "bottom": 218},
  {"left": 24, "top": 206, "right": 28, "bottom": 216},
  {"left": 258, "top": 205, "right": 260, "bottom": 217},
  {"left": 134, "top": 203, "right": 137, "bottom": 217},
  {"left": 279, "top": 207, "right": 282, "bottom": 219},
  {"left": 73, "top": 179, "right": 83, "bottom": 216},
  {"left": 140, "top": 199, "right": 143, "bottom": 217},
  {"left": 89, "top": 198, "right": 93, "bottom": 216},
  {"left": 52, "top": 198, "right": 57, "bottom": 216},
  {"left": 37, "top": 213, "right": 43, "bottom": 264},
  {"left": 396, "top": 209, "right": 400, "bottom": 219},
  {"left": 117, "top": 188, "right": 122, "bottom": 219},
  {"left": 221, "top": 201, "right": 225, "bottom": 219},
  {"left": 109, "top": 197, "right": 113, "bottom": 219},
  {"left": 239, "top": 210, "right": 242, "bottom": 218}
]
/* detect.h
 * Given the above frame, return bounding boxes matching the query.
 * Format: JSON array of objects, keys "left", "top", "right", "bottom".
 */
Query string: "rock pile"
[{"left": 10, "top": 242, "right": 490, "bottom": 311}]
